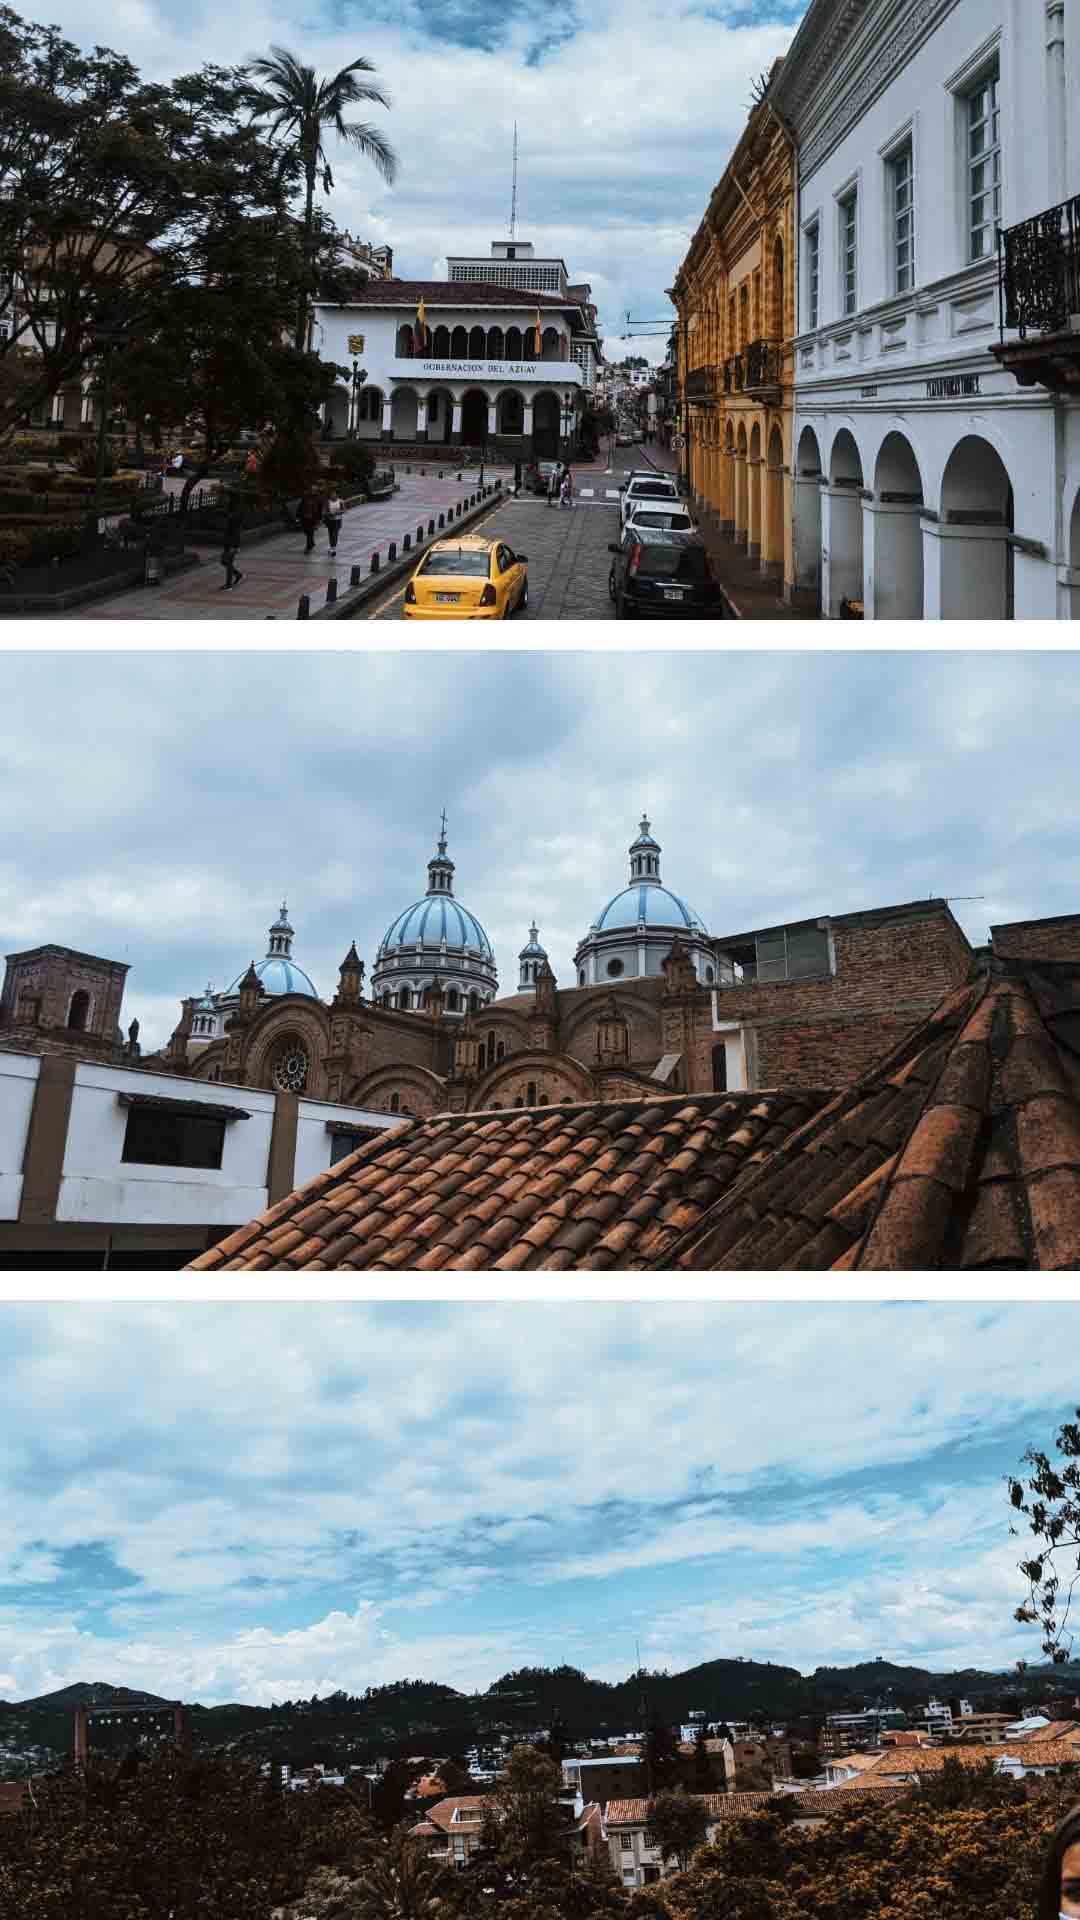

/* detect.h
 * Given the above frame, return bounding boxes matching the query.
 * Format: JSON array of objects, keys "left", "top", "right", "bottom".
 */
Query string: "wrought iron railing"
[
  {"left": 1000, "top": 194, "right": 1080, "bottom": 341},
  {"left": 724, "top": 355, "right": 744, "bottom": 393},
  {"left": 685, "top": 364, "right": 717, "bottom": 401},
  {"left": 744, "top": 337, "right": 783, "bottom": 389}
]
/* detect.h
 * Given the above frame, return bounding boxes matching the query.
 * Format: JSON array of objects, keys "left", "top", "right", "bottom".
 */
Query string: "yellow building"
[{"left": 671, "top": 68, "right": 798, "bottom": 600}]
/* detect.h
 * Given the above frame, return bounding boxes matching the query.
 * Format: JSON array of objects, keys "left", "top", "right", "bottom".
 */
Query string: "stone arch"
[
  {"left": 506, "top": 324, "right": 523, "bottom": 359},
  {"left": 486, "top": 325, "right": 504, "bottom": 359},
  {"left": 391, "top": 386, "right": 419, "bottom": 439},
  {"left": 938, "top": 434, "right": 1015, "bottom": 620},
  {"left": 532, "top": 389, "right": 560, "bottom": 457},
  {"left": 468, "top": 324, "right": 486, "bottom": 358},
  {"left": 735, "top": 419, "right": 749, "bottom": 543},
  {"left": 396, "top": 324, "right": 414, "bottom": 358},
  {"left": 763, "top": 422, "right": 785, "bottom": 583},
  {"left": 870, "top": 430, "right": 925, "bottom": 619},
  {"left": 541, "top": 326, "right": 561, "bottom": 360},
  {"left": 461, "top": 387, "right": 488, "bottom": 444},
  {"left": 497, "top": 387, "right": 526, "bottom": 435},
  {"left": 431, "top": 324, "right": 450, "bottom": 358},
  {"left": 559, "top": 985, "right": 661, "bottom": 1058},
  {"left": 826, "top": 426, "right": 865, "bottom": 617},
  {"left": 451, "top": 324, "right": 468, "bottom": 356},
  {"left": 794, "top": 422, "right": 823, "bottom": 608},
  {"left": 748, "top": 419, "right": 763, "bottom": 559},
  {"left": 244, "top": 1002, "right": 329, "bottom": 1095},
  {"left": 67, "top": 988, "right": 90, "bottom": 1031},
  {"left": 355, "top": 384, "right": 384, "bottom": 437},
  {"left": 469, "top": 1049, "right": 597, "bottom": 1112},
  {"left": 347, "top": 1063, "right": 446, "bottom": 1116}
]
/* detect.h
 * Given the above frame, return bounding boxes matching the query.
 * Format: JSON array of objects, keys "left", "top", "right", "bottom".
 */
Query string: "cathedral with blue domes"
[{"left": 163, "top": 815, "right": 736, "bottom": 1112}]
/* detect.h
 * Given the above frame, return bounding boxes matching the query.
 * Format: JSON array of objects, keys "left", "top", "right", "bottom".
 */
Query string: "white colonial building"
[
  {"left": 772, "top": 0, "right": 1080, "bottom": 619},
  {"left": 311, "top": 240, "right": 602, "bottom": 458}
]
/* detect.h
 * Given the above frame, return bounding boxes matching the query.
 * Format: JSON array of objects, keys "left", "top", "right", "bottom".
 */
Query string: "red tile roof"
[
  {"left": 605, "top": 1786, "right": 907, "bottom": 1824},
  {"left": 856, "top": 1740, "right": 1080, "bottom": 1776},
  {"left": 328, "top": 278, "right": 572, "bottom": 309},
  {"left": 667, "top": 960, "right": 1080, "bottom": 1270},
  {"left": 188, "top": 1090, "right": 831, "bottom": 1272},
  {"left": 422, "top": 1795, "right": 494, "bottom": 1832}
]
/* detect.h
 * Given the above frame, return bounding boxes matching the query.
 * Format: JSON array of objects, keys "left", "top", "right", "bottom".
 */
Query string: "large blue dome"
[
  {"left": 379, "top": 895, "right": 493, "bottom": 958},
  {"left": 595, "top": 883, "right": 705, "bottom": 933},
  {"left": 225, "top": 953, "right": 318, "bottom": 997}
]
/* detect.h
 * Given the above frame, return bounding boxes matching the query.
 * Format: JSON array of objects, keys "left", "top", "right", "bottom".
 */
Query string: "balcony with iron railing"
[
  {"left": 685, "top": 364, "right": 718, "bottom": 402},
  {"left": 992, "top": 195, "right": 1080, "bottom": 393},
  {"left": 743, "top": 337, "right": 783, "bottom": 398}
]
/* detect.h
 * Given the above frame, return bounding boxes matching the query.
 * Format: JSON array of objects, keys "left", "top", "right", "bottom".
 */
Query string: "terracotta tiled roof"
[
  {"left": 1029, "top": 1720, "right": 1080, "bottom": 1743},
  {"left": 828, "top": 1752, "right": 882, "bottom": 1771},
  {"left": 666, "top": 960, "right": 1080, "bottom": 1270},
  {"left": 188, "top": 1091, "right": 831, "bottom": 1272},
  {"left": 605, "top": 1786, "right": 907, "bottom": 1825},
  {"left": 327, "top": 278, "right": 571, "bottom": 308},
  {"left": 423, "top": 1795, "right": 494, "bottom": 1831},
  {"left": 856, "top": 1740, "right": 1080, "bottom": 1777}
]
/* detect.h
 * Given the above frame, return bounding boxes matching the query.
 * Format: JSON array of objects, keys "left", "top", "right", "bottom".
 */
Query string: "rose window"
[{"left": 272, "top": 1044, "right": 309, "bottom": 1092}]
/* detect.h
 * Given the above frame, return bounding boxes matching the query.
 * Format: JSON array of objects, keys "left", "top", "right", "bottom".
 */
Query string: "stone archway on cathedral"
[
  {"left": 558, "top": 985, "right": 663, "bottom": 1063},
  {"left": 469, "top": 1049, "right": 597, "bottom": 1112},
  {"left": 348, "top": 1063, "right": 446, "bottom": 1118},
  {"left": 244, "top": 1002, "right": 332, "bottom": 1097}
]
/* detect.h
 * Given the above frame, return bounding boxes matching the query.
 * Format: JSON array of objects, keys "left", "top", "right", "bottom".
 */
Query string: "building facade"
[
  {"left": 311, "top": 241, "right": 601, "bottom": 457},
  {"left": 772, "top": 0, "right": 1080, "bottom": 619},
  {"left": 671, "top": 65, "right": 798, "bottom": 594}
]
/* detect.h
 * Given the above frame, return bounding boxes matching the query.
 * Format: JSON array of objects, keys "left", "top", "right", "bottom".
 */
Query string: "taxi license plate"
[
  {"left": 663, "top": 588, "right": 684, "bottom": 602},
  {"left": 435, "top": 593, "right": 459, "bottom": 604}
]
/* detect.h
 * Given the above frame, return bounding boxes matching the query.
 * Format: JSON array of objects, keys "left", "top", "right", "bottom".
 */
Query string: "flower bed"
[{"left": 0, "top": 545, "right": 199, "bottom": 613}]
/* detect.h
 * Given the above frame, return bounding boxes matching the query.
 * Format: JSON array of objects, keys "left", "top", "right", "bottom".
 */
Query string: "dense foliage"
[{"left": 1011, "top": 1406, "right": 1080, "bottom": 1662}]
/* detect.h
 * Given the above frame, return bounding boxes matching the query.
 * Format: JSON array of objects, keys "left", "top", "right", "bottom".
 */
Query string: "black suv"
[{"left": 608, "top": 528, "right": 728, "bottom": 618}]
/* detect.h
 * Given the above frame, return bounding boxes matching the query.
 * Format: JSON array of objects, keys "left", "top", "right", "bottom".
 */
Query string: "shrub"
[
  {"left": 74, "top": 439, "right": 119, "bottom": 479},
  {"left": 328, "top": 439, "right": 376, "bottom": 487}
]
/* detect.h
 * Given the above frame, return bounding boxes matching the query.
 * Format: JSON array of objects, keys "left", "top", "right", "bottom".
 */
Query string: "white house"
[
  {"left": 772, "top": 0, "right": 1080, "bottom": 619},
  {"left": 311, "top": 241, "right": 602, "bottom": 458}
]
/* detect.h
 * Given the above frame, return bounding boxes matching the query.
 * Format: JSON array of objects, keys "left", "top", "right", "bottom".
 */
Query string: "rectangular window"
[
  {"left": 121, "top": 1105, "right": 226, "bottom": 1170},
  {"left": 839, "top": 192, "right": 858, "bottom": 315},
  {"left": 643, "top": 1831, "right": 656, "bottom": 1849},
  {"left": 620, "top": 1836, "right": 634, "bottom": 1853},
  {"left": 806, "top": 223, "right": 820, "bottom": 328},
  {"left": 753, "top": 927, "right": 831, "bottom": 984},
  {"left": 890, "top": 142, "right": 915, "bottom": 292},
  {"left": 967, "top": 69, "right": 1000, "bottom": 260}
]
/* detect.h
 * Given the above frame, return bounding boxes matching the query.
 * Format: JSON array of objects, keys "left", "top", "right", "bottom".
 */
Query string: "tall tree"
[
  {"left": 491, "top": 1744, "right": 571, "bottom": 1869},
  {"left": 247, "top": 48, "right": 398, "bottom": 351},
  {"left": 1010, "top": 1407, "right": 1080, "bottom": 1661},
  {"left": 647, "top": 1789, "right": 709, "bottom": 1872}
]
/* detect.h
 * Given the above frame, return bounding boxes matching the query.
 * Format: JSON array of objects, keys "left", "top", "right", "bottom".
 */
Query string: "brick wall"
[{"left": 991, "top": 914, "right": 1080, "bottom": 962}]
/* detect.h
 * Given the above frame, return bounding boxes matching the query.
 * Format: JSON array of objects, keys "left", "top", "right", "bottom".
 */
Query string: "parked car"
[
  {"left": 623, "top": 500, "right": 696, "bottom": 537},
  {"left": 615, "top": 429, "right": 634, "bottom": 446},
  {"left": 608, "top": 528, "right": 727, "bottom": 618},
  {"left": 524, "top": 459, "right": 560, "bottom": 495},
  {"left": 618, "top": 473, "right": 680, "bottom": 526},
  {"left": 404, "top": 535, "right": 529, "bottom": 619}
]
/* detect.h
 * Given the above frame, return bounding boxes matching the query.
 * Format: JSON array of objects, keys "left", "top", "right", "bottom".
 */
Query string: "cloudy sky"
[
  {"left": 0, "top": 1302, "right": 1073, "bottom": 1705},
  {"left": 3, "top": 648, "right": 1079, "bottom": 1050},
  {"left": 30, "top": 0, "right": 808, "bottom": 358}
]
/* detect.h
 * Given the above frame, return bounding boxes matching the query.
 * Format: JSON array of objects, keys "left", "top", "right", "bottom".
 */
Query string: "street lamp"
[
  {"left": 349, "top": 361, "right": 367, "bottom": 437},
  {"left": 561, "top": 389, "right": 574, "bottom": 457},
  {"left": 86, "top": 313, "right": 127, "bottom": 546}
]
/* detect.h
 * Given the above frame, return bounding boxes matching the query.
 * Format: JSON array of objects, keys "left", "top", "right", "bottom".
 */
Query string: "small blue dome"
[
  {"left": 225, "top": 954, "right": 318, "bottom": 998},
  {"left": 379, "top": 895, "right": 493, "bottom": 958},
  {"left": 596, "top": 884, "right": 705, "bottom": 933}
]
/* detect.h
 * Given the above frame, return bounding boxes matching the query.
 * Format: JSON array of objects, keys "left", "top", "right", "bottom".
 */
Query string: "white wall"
[
  {"left": 0, "top": 1051, "right": 39, "bottom": 1219},
  {"left": 294, "top": 1097, "right": 397, "bottom": 1192},
  {"left": 57, "top": 1063, "right": 276, "bottom": 1227}
]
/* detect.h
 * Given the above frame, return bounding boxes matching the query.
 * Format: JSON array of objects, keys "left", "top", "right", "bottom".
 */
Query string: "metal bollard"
[
  {"left": 403, "top": 533, "right": 411, "bottom": 550},
  {"left": 297, "top": 593, "right": 310, "bottom": 619},
  {"left": 371, "top": 551, "right": 380, "bottom": 572},
  {"left": 417, "top": 524, "right": 423, "bottom": 543},
  {"left": 427, "top": 518, "right": 434, "bottom": 536},
  {"left": 350, "top": 564, "right": 362, "bottom": 587},
  {"left": 438, "top": 512, "right": 444, "bottom": 528},
  {"left": 388, "top": 540, "right": 396, "bottom": 561},
  {"left": 325, "top": 578, "right": 337, "bottom": 604},
  {"left": 438, "top": 470, "right": 444, "bottom": 479},
  {"left": 456, "top": 471, "right": 462, "bottom": 482}
]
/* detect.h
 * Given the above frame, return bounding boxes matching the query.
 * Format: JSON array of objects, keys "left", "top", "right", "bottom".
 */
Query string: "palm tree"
[{"left": 248, "top": 47, "right": 399, "bottom": 351}]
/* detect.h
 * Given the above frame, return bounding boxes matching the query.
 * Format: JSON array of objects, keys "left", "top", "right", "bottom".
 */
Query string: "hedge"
[{"left": 0, "top": 521, "right": 85, "bottom": 577}]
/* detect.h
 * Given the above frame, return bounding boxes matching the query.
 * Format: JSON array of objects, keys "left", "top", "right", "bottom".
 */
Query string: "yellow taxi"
[{"left": 403, "top": 535, "right": 529, "bottom": 619}]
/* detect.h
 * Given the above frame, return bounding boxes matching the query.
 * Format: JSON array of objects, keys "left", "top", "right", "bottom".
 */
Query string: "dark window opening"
[
  {"left": 607, "top": 958, "right": 624, "bottom": 977},
  {"left": 497, "top": 1041, "right": 505, "bottom": 1062},
  {"left": 526, "top": 1081, "right": 537, "bottom": 1104},
  {"left": 390, "top": 1091, "right": 400, "bottom": 1113},
  {"left": 122, "top": 1107, "right": 225, "bottom": 1170},
  {"left": 67, "top": 989, "right": 90, "bottom": 1031},
  {"left": 712, "top": 1043, "right": 728, "bottom": 1093}
]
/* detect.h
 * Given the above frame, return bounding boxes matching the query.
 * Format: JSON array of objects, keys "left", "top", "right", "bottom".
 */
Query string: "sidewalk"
[
  {"left": 693, "top": 507, "right": 814, "bottom": 621},
  {"left": 69, "top": 464, "right": 511, "bottom": 621}
]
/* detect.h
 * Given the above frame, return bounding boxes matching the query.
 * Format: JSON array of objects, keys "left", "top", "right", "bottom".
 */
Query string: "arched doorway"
[
  {"left": 532, "top": 390, "right": 560, "bottom": 457},
  {"left": 355, "top": 385, "right": 384, "bottom": 440},
  {"left": 323, "top": 387, "right": 349, "bottom": 438},
  {"left": 431, "top": 325, "right": 450, "bottom": 359},
  {"left": 748, "top": 421, "right": 762, "bottom": 559},
  {"left": 67, "top": 989, "right": 90, "bottom": 1031},
  {"left": 391, "top": 387, "right": 419, "bottom": 440},
  {"left": 506, "top": 325, "right": 523, "bottom": 360},
  {"left": 451, "top": 325, "right": 468, "bottom": 357},
  {"left": 937, "top": 435, "right": 1014, "bottom": 620},
  {"left": 826, "top": 427, "right": 865, "bottom": 616},
  {"left": 541, "top": 327, "right": 561, "bottom": 360},
  {"left": 468, "top": 325, "right": 486, "bottom": 359},
  {"left": 395, "top": 324, "right": 414, "bottom": 359},
  {"left": 498, "top": 388, "right": 525, "bottom": 436},
  {"left": 794, "top": 424, "right": 823, "bottom": 610},
  {"left": 871, "top": 431, "right": 925, "bottom": 619},
  {"left": 425, "top": 387, "right": 453, "bottom": 443},
  {"left": 486, "top": 326, "right": 504, "bottom": 359},
  {"left": 763, "top": 425, "right": 785, "bottom": 585},
  {"left": 735, "top": 421, "right": 748, "bottom": 545},
  {"left": 460, "top": 389, "right": 488, "bottom": 446}
]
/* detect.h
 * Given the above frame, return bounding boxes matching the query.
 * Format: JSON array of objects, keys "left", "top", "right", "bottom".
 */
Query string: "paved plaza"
[{"left": 69, "top": 466, "right": 507, "bottom": 621}]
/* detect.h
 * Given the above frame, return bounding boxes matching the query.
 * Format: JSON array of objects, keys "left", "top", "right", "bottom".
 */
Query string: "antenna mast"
[{"left": 510, "top": 122, "right": 518, "bottom": 239}]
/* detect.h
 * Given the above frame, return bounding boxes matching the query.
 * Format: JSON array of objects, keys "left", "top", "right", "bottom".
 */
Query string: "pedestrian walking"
[
  {"left": 324, "top": 491, "right": 344, "bottom": 556},
  {"left": 299, "top": 491, "right": 324, "bottom": 553},
  {"left": 559, "top": 467, "right": 573, "bottom": 508},
  {"left": 244, "top": 449, "right": 258, "bottom": 480},
  {"left": 219, "top": 508, "right": 243, "bottom": 591},
  {"left": 547, "top": 463, "right": 560, "bottom": 508},
  {"left": 513, "top": 459, "right": 522, "bottom": 496}
]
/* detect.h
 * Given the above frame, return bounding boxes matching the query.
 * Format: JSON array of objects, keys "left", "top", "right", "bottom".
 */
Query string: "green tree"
[
  {"left": 344, "top": 1821, "right": 451, "bottom": 1920},
  {"left": 648, "top": 1790, "right": 709, "bottom": 1871},
  {"left": 248, "top": 47, "right": 398, "bottom": 352},
  {"left": 691, "top": 1726, "right": 713, "bottom": 1793},
  {"left": 492, "top": 1744, "right": 571, "bottom": 1868},
  {"left": 1009, "top": 1407, "right": 1080, "bottom": 1661},
  {"left": 643, "top": 1719, "right": 681, "bottom": 1794}
]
